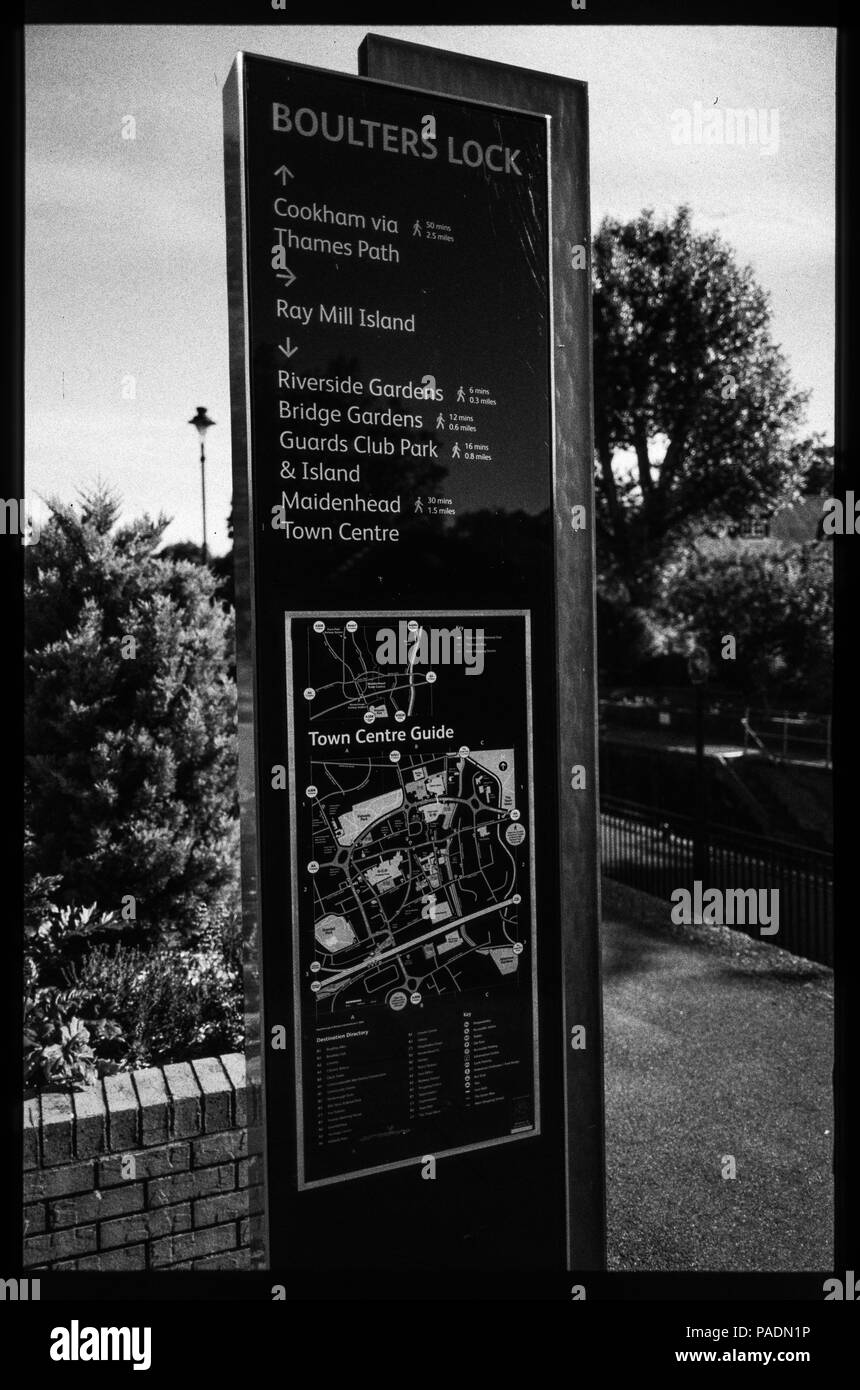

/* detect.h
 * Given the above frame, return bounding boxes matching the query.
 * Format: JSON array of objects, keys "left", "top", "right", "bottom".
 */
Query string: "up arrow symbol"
[
  {"left": 274, "top": 165, "right": 294, "bottom": 184},
  {"left": 279, "top": 339, "right": 299, "bottom": 359}
]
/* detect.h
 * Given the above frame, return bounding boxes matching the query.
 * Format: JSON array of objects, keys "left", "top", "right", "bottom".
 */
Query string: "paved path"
[{"left": 601, "top": 881, "right": 834, "bottom": 1271}]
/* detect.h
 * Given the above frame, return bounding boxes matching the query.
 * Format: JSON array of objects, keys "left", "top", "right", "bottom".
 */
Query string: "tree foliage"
[
  {"left": 593, "top": 206, "right": 817, "bottom": 604},
  {"left": 25, "top": 487, "right": 239, "bottom": 929},
  {"left": 656, "top": 541, "right": 833, "bottom": 708}
]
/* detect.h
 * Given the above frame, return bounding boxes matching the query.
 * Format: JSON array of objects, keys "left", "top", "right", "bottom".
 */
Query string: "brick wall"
[{"left": 23, "top": 1053, "right": 256, "bottom": 1271}]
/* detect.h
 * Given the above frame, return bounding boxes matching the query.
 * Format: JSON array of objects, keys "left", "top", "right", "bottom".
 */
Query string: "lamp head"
[{"left": 189, "top": 406, "right": 216, "bottom": 437}]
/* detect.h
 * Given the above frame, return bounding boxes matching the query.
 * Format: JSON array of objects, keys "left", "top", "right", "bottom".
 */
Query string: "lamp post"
[
  {"left": 188, "top": 406, "right": 215, "bottom": 562},
  {"left": 687, "top": 645, "right": 711, "bottom": 886}
]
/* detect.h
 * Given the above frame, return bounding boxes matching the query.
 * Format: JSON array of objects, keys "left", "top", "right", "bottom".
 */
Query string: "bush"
[
  {"left": 22, "top": 487, "right": 245, "bottom": 1085},
  {"left": 72, "top": 935, "right": 243, "bottom": 1068},
  {"left": 25, "top": 486, "right": 239, "bottom": 932},
  {"left": 24, "top": 900, "right": 244, "bottom": 1087}
]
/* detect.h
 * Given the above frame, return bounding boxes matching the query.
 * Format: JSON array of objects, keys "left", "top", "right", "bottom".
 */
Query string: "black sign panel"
[
  {"left": 287, "top": 610, "right": 538, "bottom": 1187},
  {"left": 224, "top": 52, "right": 572, "bottom": 1270},
  {"left": 242, "top": 55, "right": 551, "bottom": 585}
]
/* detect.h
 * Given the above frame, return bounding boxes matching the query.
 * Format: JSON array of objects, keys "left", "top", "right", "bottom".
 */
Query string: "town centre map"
[{"left": 285, "top": 611, "right": 540, "bottom": 1187}]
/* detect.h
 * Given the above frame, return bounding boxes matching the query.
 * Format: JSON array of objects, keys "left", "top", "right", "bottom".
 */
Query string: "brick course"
[{"left": 22, "top": 1053, "right": 252, "bottom": 1272}]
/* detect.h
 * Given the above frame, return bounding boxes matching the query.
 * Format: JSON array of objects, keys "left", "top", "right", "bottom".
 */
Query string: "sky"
[{"left": 25, "top": 24, "right": 836, "bottom": 554}]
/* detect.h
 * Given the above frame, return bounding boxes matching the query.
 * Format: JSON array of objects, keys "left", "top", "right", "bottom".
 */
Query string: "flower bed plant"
[{"left": 24, "top": 898, "right": 244, "bottom": 1089}]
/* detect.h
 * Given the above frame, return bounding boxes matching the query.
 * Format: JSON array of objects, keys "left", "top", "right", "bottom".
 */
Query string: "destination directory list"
[{"left": 244, "top": 61, "right": 553, "bottom": 557}]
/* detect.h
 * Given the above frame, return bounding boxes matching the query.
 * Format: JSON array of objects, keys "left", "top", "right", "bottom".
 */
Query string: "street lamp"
[
  {"left": 687, "top": 644, "right": 711, "bottom": 885},
  {"left": 188, "top": 406, "right": 215, "bottom": 562}
]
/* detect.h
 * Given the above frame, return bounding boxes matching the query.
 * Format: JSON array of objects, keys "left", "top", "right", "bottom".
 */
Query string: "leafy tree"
[
  {"left": 795, "top": 432, "right": 834, "bottom": 497},
  {"left": 25, "top": 486, "right": 238, "bottom": 931},
  {"left": 655, "top": 541, "right": 833, "bottom": 708},
  {"left": 157, "top": 540, "right": 206, "bottom": 566},
  {"left": 596, "top": 593, "right": 687, "bottom": 688},
  {"left": 160, "top": 513, "right": 235, "bottom": 609},
  {"left": 593, "top": 206, "right": 817, "bottom": 605},
  {"left": 209, "top": 501, "right": 235, "bottom": 609}
]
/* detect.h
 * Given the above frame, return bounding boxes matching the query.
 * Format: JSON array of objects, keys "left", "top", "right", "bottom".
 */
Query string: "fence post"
[
  {"left": 826, "top": 714, "right": 832, "bottom": 768},
  {"left": 693, "top": 685, "right": 709, "bottom": 883}
]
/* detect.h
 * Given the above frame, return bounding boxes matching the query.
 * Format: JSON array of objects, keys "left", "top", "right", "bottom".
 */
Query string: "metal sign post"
[{"left": 224, "top": 41, "right": 604, "bottom": 1284}]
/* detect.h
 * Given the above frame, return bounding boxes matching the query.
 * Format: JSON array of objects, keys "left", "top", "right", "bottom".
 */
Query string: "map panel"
[{"left": 286, "top": 610, "right": 539, "bottom": 1187}]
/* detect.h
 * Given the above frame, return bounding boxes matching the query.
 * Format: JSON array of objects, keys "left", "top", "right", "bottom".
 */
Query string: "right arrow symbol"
[
  {"left": 274, "top": 165, "right": 294, "bottom": 184},
  {"left": 275, "top": 268, "right": 296, "bottom": 288},
  {"left": 279, "top": 339, "right": 299, "bottom": 359}
]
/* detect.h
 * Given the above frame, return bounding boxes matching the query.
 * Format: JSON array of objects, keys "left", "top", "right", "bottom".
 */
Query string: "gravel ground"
[{"left": 601, "top": 878, "right": 834, "bottom": 1272}]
